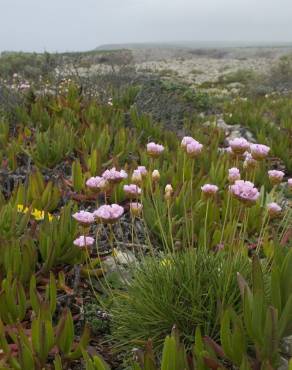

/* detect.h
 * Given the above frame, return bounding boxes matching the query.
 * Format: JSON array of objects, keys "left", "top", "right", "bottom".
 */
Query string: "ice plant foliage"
[
  {"left": 268, "top": 170, "right": 284, "bottom": 185},
  {"left": 93, "top": 204, "right": 124, "bottom": 223},
  {"left": 146, "top": 142, "right": 164, "bottom": 157},
  {"left": 229, "top": 180, "right": 260, "bottom": 206},
  {"left": 250, "top": 143, "right": 270, "bottom": 160}
]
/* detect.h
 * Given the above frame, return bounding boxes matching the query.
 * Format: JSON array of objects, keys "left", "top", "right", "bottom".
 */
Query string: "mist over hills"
[{"left": 96, "top": 40, "right": 292, "bottom": 51}]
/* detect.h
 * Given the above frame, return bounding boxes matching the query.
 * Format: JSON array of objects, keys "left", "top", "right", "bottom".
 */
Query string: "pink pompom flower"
[
  {"left": 73, "top": 236, "right": 95, "bottom": 248},
  {"left": 93, "top": 204, "right": 124, "bottom": 223},
  {"left": 267, "top": 202, "right": 282, "bottom": 218},
  {"left": 102, "top": 168, "right": 128, "bottom": 183},
  {"left": 229, "top": 138, "right": 250, "bottom": 155},
  {"left": 243, "top": 152, "right": 257, "bottom": 169},
  {"left": 181, "top": 136, "right": 196, "bottom": 149},
  {"left": 186, "top": 140, "right": 203, "bottom": 157},
  {"left": 86, "top": 176, "right": 108, "bottom": 192},
  {"left": 288, "top": 178, "right": 292, "bottom": 190},
  {"left": 268, "top": 170, "right": 284, "bottom": 185},
  {"left": 228, "top": 167, "right": 241, "bottom": 183},
  {"left": 136, "top": 166, "right": 148, "bottom": 177},
  {"left": 201, "top": 184, "right": 218, "bottom": 198},
  {"left": 129, "top": 202, "right": 143, "bottom": 216},
  {"left": 229, "top": 180, "right": 260, "bottom": 206},
  {"left": 123, "top": 184, "right": 142, "bottom": 198},
  {"left": 72, "top": 211, "right": 95, "bottom": 226},
  {"left": 146, "top": 142, "right": 164, "bottom": 157},
  {"left": 250, "top": 144, "right": 270, "bottom": 160}
]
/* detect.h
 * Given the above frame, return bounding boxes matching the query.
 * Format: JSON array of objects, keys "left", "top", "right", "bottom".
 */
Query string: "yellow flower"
[
  {"left": 31, "top": 209, "right": 45, "bottom": 220},
  {"left": 17, "top": 204, "right": 54, "bottom": 222},
  {"left": 17, "top": 204, "right": 29, "bottom": 213},
  {"left": 160, "top": 258, "right": 172, "bottom": 267}
]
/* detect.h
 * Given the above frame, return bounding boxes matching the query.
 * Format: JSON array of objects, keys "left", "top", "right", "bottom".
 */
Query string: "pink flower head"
[
  {"left": 228, "top": 167, "right": 240, "bottom": 183},
  {"left": 250, "top": 144, "right": 270, "bottom": 160},
  {"left": 181, "top": 136, "right": 195, "bottom": 149},
  {"left": 201, "top": 184, "right": 218, "bottom": 198},
  {"left": 123, "top": 184, "right": 142, "bottom": 198},
  {"left": 186, "top": 140, "right": 203, "bottom": 157},
  {"left": 131, "top": 170, "right": 143, "bottom": 185},
  {"left": 243, "top": 152, "right": 257, "bottom": 169},
  {"left": 93, "top": 204, "right": 124, "bottom": 223},
  {"left": 146, "top": 142, "right": 164, "bottom": 157},
  {"left": 229, "top": 138, "right": 250, "bottom": 155},
  {"left": 102, "top": 167, "right": 128, "bottom": 183},
  {"left": 86, "top": 176, "right": 108, "bottom": 192},
  {"left": 72, "top": 211, "right": 95, "bottom": 226},
  {"left": 268, "top": 170, "right": 284, "bottom": 185},
  {"left": 288, "top": 179, "right": 292, "bottom": 189},
  {"left": 137, "top": 166, "right": 147, "bottom": 177},
  {"left": 267, "top": 202, "right": 282, "bottom": 218},
  {"left": 129, "top": 202, "right": 143, "bottom": 216},
  {"left": 73, "top": 236, "right": 95, "bottom": 248},
  {"left": 229, "top": 180, "right": 260, "bottom": 206}
]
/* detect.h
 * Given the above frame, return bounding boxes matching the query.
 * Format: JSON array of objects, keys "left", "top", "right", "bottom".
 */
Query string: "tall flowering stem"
[
  {"left": 204, "top": 199, "right": 210, "bottom": 250},
  {"left": 220, "top": 191, "right": 231, "bottom": 245}
]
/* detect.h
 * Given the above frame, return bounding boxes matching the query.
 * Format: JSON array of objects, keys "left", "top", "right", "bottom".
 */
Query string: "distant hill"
[{"left": 96, "top": 41, "right": 292, "bottom": 51}]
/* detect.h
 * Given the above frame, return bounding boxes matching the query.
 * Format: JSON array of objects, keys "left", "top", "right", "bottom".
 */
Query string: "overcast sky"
[{"left": 1, "top": 0, "right": 292, "bottom": 52}]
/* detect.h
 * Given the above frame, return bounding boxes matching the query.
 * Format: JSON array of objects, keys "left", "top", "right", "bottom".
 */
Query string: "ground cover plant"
[{"left": 0, "top": 73, "right": 291, "bottom": 370}]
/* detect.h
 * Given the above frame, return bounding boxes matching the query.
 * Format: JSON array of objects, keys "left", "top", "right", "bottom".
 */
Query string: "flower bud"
[{"left": 152, "top": 169, "right": 160, "bottom": 182}]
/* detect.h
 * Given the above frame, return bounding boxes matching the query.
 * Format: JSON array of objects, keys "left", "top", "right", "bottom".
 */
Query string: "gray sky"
[{"left": 1, "top": 0, "right": 292, "bottom": 52}]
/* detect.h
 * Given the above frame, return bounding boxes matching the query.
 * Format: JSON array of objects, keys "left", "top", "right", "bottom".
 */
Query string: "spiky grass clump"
[{"left": 111, "top": 249, "right": 251, "bottom": 351}]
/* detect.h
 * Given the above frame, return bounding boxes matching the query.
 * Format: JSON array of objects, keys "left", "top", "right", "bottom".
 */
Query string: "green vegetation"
[{"left": 0, "top": 54, "right": 292, "bottom": 369}]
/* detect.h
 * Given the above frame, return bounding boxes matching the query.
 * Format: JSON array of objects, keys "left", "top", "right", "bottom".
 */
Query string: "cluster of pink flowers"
[
  {"left": 86, "top": 176, "right": 108, "bottom": 192},
  {"left": 268, "top": 170, "right": 285, "bottom": 185},
  {"left": 73, "top": 236, "right": 95, "bottom": 248},
  {"left": 146, "top": 142, "right": 165, "bottom": 157},
  {"left": 123, "top": 184, "right": 142, "bottom": 198},
  {"left": 129, "top": 202, "right": 143, "bottom": 216},
  {"left": 102, "top": 168, "right": 128, "bottom": 183},
  {"left": 131, "top": 166, "right": 147, "bottom": 185},
  {"left": 288, "top": 179, "right": 292, "bottom": 189},
  {"left": 181, "top": 136, "right": 203, "bottom": 157},
  {"left": 243, "top": 152, "right": 257, "bottom": 169},
  {"left": 136, "top": 166, "right": 147, "bottom": 176},
  {"left": 201, "top": 184, "right": 218, "bottom": 198},
  {"left": 93, "top": 204, "right": 124, "bottom": 223},
  {"left": 72, "top": 211, "right": 95, "bottom": 226},
  {"left": 229, "top": 180, "right": 260, "bottom": 206},
  {"left": 228, "top": 167, "right": 241, "bottom": 183},
  {"left": 267, "top": 202, "right": 282, "bottom": 218},
  {"left": 229, "top": 138, "right": 250, "bottom": 155},
  {"left": 250, "top": 144, "right": 270, "bottom": 160}
]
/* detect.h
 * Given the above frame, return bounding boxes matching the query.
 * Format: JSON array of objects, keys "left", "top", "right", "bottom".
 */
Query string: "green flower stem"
[
  {"left": 220, "top": 191, "right": 231, "bottom": 244},
  {"left": 204, "top": 199, "right": 210, "bottom": 250}
]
